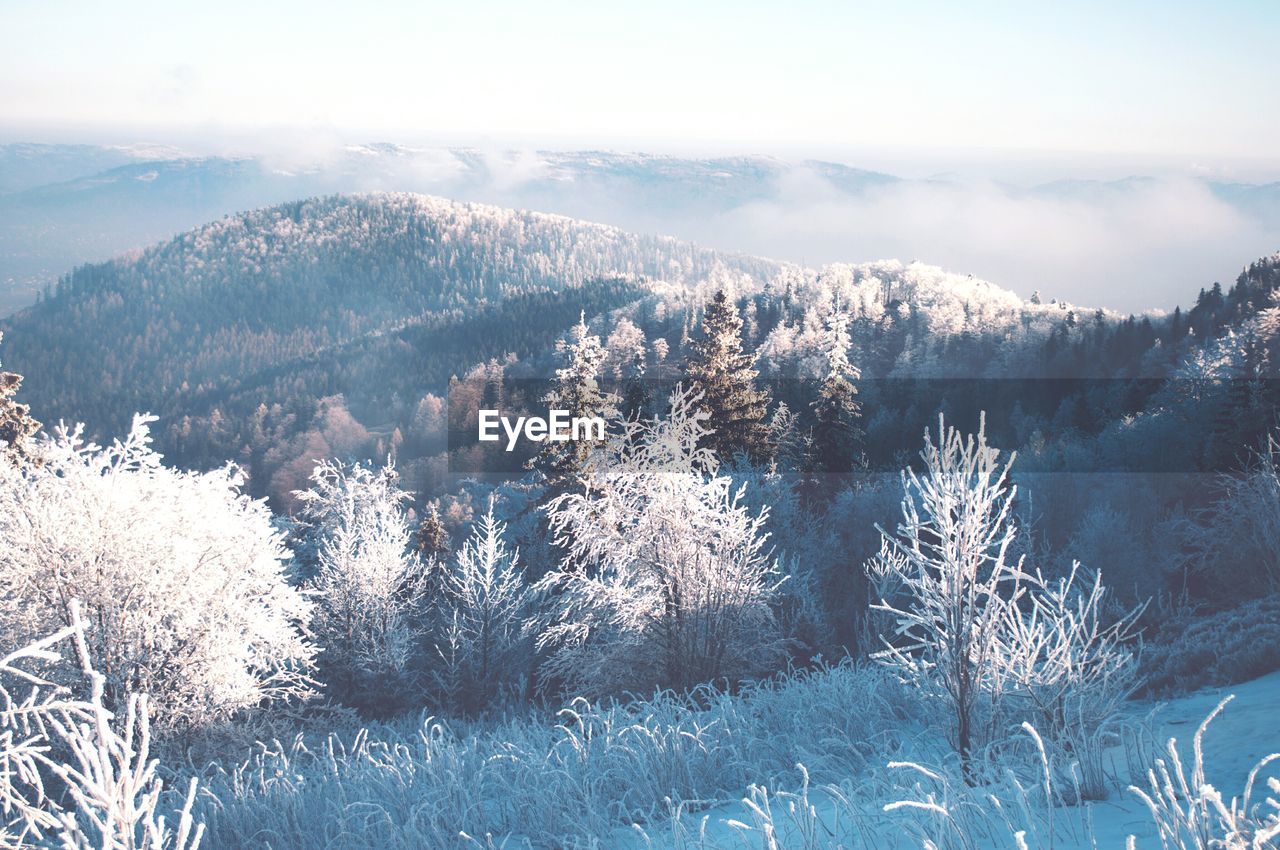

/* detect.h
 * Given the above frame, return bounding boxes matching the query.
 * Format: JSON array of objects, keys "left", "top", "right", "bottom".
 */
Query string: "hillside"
[
  {"left": 0, "top": 193, "right": 776, "bottom": 435},
  {"left": 12, "top": 192, "right": 1271, "bottom": 507}
]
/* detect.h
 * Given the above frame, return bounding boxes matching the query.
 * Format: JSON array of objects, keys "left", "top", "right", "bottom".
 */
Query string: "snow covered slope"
[{"left": 625, "top": 670, "right": 1280, "bottom": 849}]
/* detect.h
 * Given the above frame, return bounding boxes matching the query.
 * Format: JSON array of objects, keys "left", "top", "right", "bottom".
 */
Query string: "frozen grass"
[
  {"left": 8, "top": 636, "right": 1272, "bottom": 849},
  {"left": 630, "top": 673, "right": 1280, "bottom": 850},
  {"left": 191, "top": 663, "right": 920, "bottom": 848}
]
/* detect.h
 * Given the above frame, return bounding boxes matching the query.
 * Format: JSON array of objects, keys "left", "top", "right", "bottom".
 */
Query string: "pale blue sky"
[{"left": 2, "top": 0, "right": 1278, "bottom": 174}]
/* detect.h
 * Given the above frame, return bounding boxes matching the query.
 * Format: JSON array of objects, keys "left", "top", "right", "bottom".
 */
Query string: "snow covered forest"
[{"left": 1, "top": 194, "right": 1279, "bottom": 849}]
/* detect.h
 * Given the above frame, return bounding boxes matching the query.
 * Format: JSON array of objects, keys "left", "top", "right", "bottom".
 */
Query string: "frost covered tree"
[
  {"left": 869, "top": 413, "right": 1027, "bottom": 778},
  {"left": 768, "top": 402, "right": 812, "bottom": 473},
  {"left": 810, "top": 303, "right": 861, "bottom": 475},
  {"left": 604, "top": 316, "right": 647, "bottom": 381},
  {"left": 0, "top": 333, "right": 40, "bottom": 467},
  {"left": 0, "top": 416, "right": 314, "bottom": 736},
  {"left": 298, "top": 459, "right": 425, "bottom": 717},
  {"left": 430, "top": 500, "right": 533, "bottom": 714},
  {"left": 535, "top": 387, "right": 788, "bottom": 698},
  {"left": 871, "top": 415, "right": 1144, "bottom": 786},
  {"left": 530, "top": 313, "right": 618, "bottom": 496},
  {"left": 685, "top": 290, "right": 773, "bottom": 466}
]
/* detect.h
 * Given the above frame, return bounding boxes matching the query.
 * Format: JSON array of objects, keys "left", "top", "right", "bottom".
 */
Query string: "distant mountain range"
[{"left": 3, "top": 142, "right": 1277, "bottom": 316}]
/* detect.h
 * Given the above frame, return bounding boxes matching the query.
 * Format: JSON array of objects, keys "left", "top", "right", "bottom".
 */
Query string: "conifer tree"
[
  {"left": 620, "top": 350, "right": 649, "bottom": 423},
  {"left": 529, "top": 313, "right": 618, "bottom": 495},
  {"left": 684, "top": 290, "right": 773, "bottom": 465},
  {"left": 415, "top": 502, "right": 451, "bottom": 562},
  {"left": 0, "top": 333, "right": 40, "bottom": 467},
  {"left": 811, "top": 303, "right": 862, "bottom": 475},
  {"left": 431, "top": 499, "right": 532, "bottom": 713}
]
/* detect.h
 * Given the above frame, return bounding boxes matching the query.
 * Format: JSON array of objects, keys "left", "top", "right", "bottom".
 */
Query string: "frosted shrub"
[
  {"left": 0, "top": 602, "right": 203, "bottom": 849},
  {"left": 994, "top": 562, "right": 1143, "bottom": 799},
  {"left": 0, "top": 417, "right": 313, "bottom": 737},
  {"left": 871, "top": 413, "right": 1028, "bottom": 777},
  {"left": 1140, "top": 596, "right": 1280, "bottom": 697},
  {"left": 536, "top": 387, "right": 788, "bottom": 698},
  {"left": 298, "top": 459, "right": 425, "bottom": 717},
  {"left": 430, "top": 499, "right": 533, "bottom": 714},
  {"left": 872, "top": 414, "right": 1141, "bottom": 790},
  {"left": 1066, "top": 503, "right": 1149, "bottom": 602},
  {"left": 1182, "top": 433, "right": 1280, "bottom": 598}
]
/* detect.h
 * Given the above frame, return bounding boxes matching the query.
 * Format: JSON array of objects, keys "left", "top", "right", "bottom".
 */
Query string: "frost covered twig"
[
  {"left": 1, "top": 601, "right": 204, "bottom": 849},
  {"left": 1129, "top": 696, "right": 1280, "bottom": 850}
]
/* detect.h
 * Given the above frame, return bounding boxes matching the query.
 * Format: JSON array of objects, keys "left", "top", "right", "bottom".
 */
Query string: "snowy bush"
[
  {"left": 298, "top": 459, "right": 426, "bottom": 717},
  {"left": 1180, "top": 433, "right": 1280, "bottom": 600},
  {"left": 871, "top": 415, "right": 1141, "bottom": 789},
  {"left": 1140, "top": 596, "right": 1280, "bottom": 697},
  {"left": 429, "top": 499, "right": 533, "bottom": 714},
  {"left": 1065, "top": 502, "right": 1150, "bottom": 602},
  {"left": 871, "top": 413, "right": 1029, "bottom": 776},
  {"left": 535, "top": 387, "right": 789, "bottom": 698},
  {"left": 0, "top": 417, "right": 313, "bottom": 737},
  {"left": 994, "top": 562, "right": 1143, "bottom": 799}
]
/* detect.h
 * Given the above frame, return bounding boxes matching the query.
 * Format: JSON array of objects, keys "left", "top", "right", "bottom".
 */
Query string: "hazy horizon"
[
  {"left": 4, "top": 1, "right": 1279, "bottom": 166},
  {"left": 2, "top": 0, "right": 1278, "bottom": 313}
]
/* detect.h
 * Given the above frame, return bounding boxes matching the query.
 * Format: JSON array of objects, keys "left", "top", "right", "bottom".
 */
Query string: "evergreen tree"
[
  {"left": 769, "top": 402, "right": 812, "bottom": 473},
  {"left": 810, "top": 304, "right": 862, "bottom": 475},
  {"left": 620, "top": 351, "right": 649, "bottom": 423},
  {"left": 430, "top": 499, "right": 533, "bottom": 714},
  {"left": 415, "top": 501, "right": 451, "bottom": 561},
  {"left": 684, "top": 290, "right": 773, "bottom": 465},
  {"left": 0, "top": 333, "right": 40, "bottom": 466},
  {"left": 529, "top": 313, "right": 618, "bottom": 494}
]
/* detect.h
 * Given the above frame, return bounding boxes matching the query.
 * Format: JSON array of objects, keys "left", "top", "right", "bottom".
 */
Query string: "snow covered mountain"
[
  {"left": 3, "top": 142, "right": 1277, "bottom": 316},
  {"left": 0, "top": 193, "right": 780, "bottom": 435},
  {"left": 0, "top": 191, "right": 1093, "bottom": 499}
]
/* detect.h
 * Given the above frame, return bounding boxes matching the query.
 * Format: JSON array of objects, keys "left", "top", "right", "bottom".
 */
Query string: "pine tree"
[
  {"left": 529, "top": 313, "right": 618, "bottom": 495},
  {"left": 431, "top": 499, "right": 532, "bottom": 714},
  {"left": 768, "top": 402, "right": 812, "bottom": 473},
  {"left": 811, "top": 304, "right": 862, "bottom": 475},
  {"left": 684, "top": 290, "right": 773, "bottom": 465},
  {"left": 0, "top": 333, "right": 40, "bottom": 466},
  {"left": 620, "top": 351, "right": 649, "bottom": 423},
  {"left": 415, "top": 502, "right": 451, "bottom": 561}
]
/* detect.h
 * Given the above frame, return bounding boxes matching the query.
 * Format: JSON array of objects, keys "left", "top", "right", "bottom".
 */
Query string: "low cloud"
[
  {"left": 422, "top": 154, "right": 1277, "bottom": 314},
  {"left": 670, "top": 172, "right": 1278, "bottom": 313}
]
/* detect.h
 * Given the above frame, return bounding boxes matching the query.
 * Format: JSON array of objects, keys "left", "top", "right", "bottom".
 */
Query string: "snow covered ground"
[{"left": 621, "top": 670, "right": 1280, "bottom": 850}]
